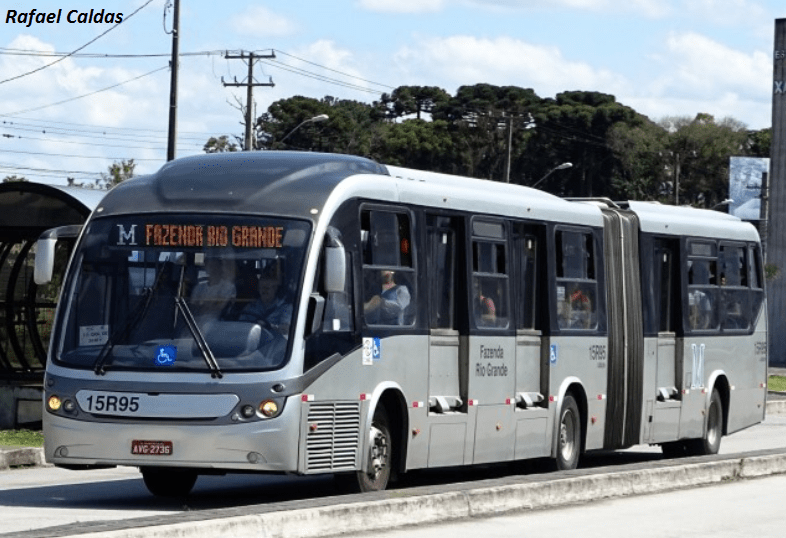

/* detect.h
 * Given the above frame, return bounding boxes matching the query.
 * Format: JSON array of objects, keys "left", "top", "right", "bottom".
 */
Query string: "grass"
[
  {"left": 0, "top": 429, "right": 44, "bottom": 447},
  {"left": 769, "top": 375, "right": 786, "bottom": 393}
]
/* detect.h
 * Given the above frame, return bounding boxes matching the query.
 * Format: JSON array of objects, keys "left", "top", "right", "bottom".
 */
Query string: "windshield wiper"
[
  {"left": 94, "top": 286, "right": 155, "bottom": 375},
  {"left": 174, "top": 296, "right": 223, "bottom": 379}
]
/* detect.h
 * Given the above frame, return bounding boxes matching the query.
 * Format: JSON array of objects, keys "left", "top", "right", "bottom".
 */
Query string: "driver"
[{"left": 238, "top": 266, "right": 293, "bottom": 335}]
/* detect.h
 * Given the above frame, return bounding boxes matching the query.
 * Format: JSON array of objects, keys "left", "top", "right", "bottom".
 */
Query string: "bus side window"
[
  {"left": 427, "top": 216, "right": 457, "bottom": 330},
  {"left": 471, "top": 219, "right": 509, "bottom": 329},
  {"left": 361, "top": 208, "right": 416, "bottom": 327},
  {"left": 686, "top": 240, "right": 718, "bottom": 332},
  {"left": 515, "top": 232, "right": 538, "bottom": 331},
  {"left": 719, "top": 244, "right": 750, "bottom": 331},
  {"left": 555, "top": 229, "right": 598, "bottom": 331}
]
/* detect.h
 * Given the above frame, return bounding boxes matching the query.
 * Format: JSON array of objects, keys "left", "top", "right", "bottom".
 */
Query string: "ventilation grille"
[{"left": 306, "top": 402, "right": 361, "bottom": 472}]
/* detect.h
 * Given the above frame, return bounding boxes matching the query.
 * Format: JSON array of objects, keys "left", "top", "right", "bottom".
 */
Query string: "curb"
[
  {"left": 41, "top": 451, "right": 786, "bottom": 538},
  {"left": 0, "top": 446, "right": 46, "bottom": 470}
]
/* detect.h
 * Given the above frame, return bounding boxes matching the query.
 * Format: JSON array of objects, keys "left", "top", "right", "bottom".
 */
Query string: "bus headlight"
[
  {"left": 47, "top": 395, "right": 62, "bottom": 412},
  {"left": 259, "top": 399, "right": 280, "bottom": 418}
]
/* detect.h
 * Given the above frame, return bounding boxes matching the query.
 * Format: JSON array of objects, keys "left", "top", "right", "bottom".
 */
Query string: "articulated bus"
[{"left": 36, "top": 152, "right": 767, "bottom": 496}]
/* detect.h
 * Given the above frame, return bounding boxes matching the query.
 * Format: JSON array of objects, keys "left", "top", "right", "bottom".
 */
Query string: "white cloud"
[
  {"left": 655, "top": 32, "right": 770, "bottom": 100},
  {"left": 229, "top": 6, "right": 297, "bottom": 37},
  {"left": 684, "top": 0, "right": 768, "bottom": 26},
  {"left": 393, "top": 35, "right": 630, "bottom": 98},
  {"left": 621, "top": 31, "right": 772, "bottom": 127},
  {"left": 357, "top": 0, "right": 446, "bottom": 14},
  {"left": 461, "top": 0, "right": 672, "bottom": 17}
]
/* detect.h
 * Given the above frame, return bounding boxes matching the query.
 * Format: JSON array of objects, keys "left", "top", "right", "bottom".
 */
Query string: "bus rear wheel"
[
  {"left": 555, "top": 394, "right": 581, "bottom": 471},
  {"left": 689, "top": 388, "right": 723, "bottom": 456},
  {"left": 141, "top": 467, "right": 198, "bottom": 497}
]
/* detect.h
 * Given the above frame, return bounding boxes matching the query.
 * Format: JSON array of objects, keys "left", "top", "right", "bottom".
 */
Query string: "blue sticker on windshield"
[{"left": 154, "top": 345, "right": 177, "bottom": 366}]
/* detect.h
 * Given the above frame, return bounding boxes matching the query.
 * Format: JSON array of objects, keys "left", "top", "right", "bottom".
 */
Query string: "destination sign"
[{"left": 114, "top": 223, "right": 284, "bottom": 249}]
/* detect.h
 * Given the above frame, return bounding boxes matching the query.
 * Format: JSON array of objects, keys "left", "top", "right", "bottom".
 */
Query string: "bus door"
[
  {"left": 424, "top": 215, "right": 469, "bottom": 467},
  {"left": 467, "top": 218, "right": 516, "bottom": 465},
  {"left": 648, "top": 238, "right": 681, "bottom": 443},
  {"left": 512, "top": 225, "right": 550, "bottom": 459}
]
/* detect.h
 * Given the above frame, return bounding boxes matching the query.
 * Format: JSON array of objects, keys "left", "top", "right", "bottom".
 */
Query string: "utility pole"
[
  {"left": 166, "top": 0, "right": 180, "bottom": 162},
  {"left": 223, "top": 51, "right": 275, "bottom": 151}
]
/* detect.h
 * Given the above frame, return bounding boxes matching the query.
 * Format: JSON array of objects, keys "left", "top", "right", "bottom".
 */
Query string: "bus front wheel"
[
  {"left": 555, "top": 394, "right": 581, "bottom": 471},
  {"left": 357, "top": 406, "right": 392, "bottom": 492},
  {"left": 141, "top": 467, "right": 198, "bottom": 497}
]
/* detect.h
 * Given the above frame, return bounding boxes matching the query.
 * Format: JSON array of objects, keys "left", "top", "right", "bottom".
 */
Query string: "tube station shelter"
[{"left": 0, "top": 182, "right": 105, "bottom": 429}]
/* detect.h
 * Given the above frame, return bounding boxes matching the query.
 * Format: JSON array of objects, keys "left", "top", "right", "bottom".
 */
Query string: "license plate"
[{"left": 131, "top": 440, "right": 173, "bottom": 456}]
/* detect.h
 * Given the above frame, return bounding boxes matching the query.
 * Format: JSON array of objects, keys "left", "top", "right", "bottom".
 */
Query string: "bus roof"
[
  {"left": 96, "top": 152, "right": 388, "bottom": 218},
  {"left": 626, "top": 200, "right": 760, "bottom": 242},
  {"left": 96, "top": 152, "right": 603, "bottom": 228}
]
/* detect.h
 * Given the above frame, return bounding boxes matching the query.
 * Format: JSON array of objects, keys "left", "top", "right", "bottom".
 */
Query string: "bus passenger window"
[
  {"left": 686, "top": 241, "right": 719, "bottom": 332},
  {"left": 361, "top": 209, "right": 416, "bottom": 327},
  {"left": 471, "top": 235, "right": 509, "bottom": 329},
  {"left": 427, "top": 218, "right": 456, "bottom": 330},
  {"left": 555, "top": 230, "right": 598, "bottom": 331}
]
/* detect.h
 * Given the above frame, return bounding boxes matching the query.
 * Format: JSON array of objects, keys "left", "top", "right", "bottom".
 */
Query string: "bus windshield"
[{"left": 55, "top": 215, "right": 311, "bottom": 374}]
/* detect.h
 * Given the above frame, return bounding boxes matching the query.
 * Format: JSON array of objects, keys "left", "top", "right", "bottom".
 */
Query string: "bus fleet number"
[{"left": 85, "top": 394, "right": 140, "bottom": 413}]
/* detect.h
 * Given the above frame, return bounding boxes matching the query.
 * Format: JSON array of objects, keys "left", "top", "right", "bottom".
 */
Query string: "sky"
[{"left": 0, "top": 0, "right": 782, "bottom": 185}]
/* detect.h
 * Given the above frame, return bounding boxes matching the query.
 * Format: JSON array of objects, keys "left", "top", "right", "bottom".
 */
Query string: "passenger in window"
[
  {"left": 364, "top": 270, "right": 411, "bottom": 325},
  {"left": 239, "top": 266, "right": 293, "bottom": 334},
  {"left": 191, "top": 255, "right": 236, "bottom": 319},
  {"left": 476, "top": 281, "right": 497, "bottom": 326},
  {"left": 688, "top": 289, "right": 713, "bottom": 330},
  {"left": 570, "top": 287, "right": 593, "bottom": 329}
]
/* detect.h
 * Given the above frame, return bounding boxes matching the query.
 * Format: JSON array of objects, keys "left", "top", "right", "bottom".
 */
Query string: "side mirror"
[
  {"left": 34, "top": 225, "right": 83, "bottom": 285},
  {"left": 34, "top": 238, "right": 56, "bottom": 285},
  {"left": 324, "top": 245, "right": 346, "bottom": 294}
]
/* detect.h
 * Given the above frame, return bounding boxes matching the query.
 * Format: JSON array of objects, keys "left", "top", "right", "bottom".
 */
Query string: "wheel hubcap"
[
  {"left": 560, "top": 411, "right": 576, "bottom": 461},
  {"left": 368, "top": 426, "right": 388, "bottom": 478}
]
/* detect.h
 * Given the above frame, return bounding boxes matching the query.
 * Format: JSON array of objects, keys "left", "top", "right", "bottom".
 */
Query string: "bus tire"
[
  {"left": 141, "top": 467, "right": 198, "bottom": 497},
  {"left": 689, "top": 388, "right": 723, "bottom": 456},
  {"left": 555, "top": 394, "right": 581, "bottom": 471},
  {"left": 357, "top": 405, "right": 392, "bottom": 492}
]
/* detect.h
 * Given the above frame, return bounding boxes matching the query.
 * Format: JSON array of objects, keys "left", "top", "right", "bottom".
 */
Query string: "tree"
[
  {"left": 2, "top": 175, "right": 27, "bottom": 182},
  {"left": 607, "top": 119, "right": 669, "bottom": 201},
  {"left": 98, "top": 159, "right": 136, "bottom": 190},
  {"left": 523, "top": 91, "right": 646, "bottom": 197},
  {"left": 379, "top": 86, "right": 451, "bottom": 120},
  {"left": 204, "top": 135, "right": 239, "bottom": 153},
  {"left": 660, "top": 114, "right": 749, "bottom": 207},
  {"left": 371, "top": 118, "right": 453, "bottom": 171},
  {"left": 434, "top": 84, "right": 543, "bottom": 179}
]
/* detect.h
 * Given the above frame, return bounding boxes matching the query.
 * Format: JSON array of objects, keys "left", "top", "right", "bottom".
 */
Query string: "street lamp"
[
  {"left": 279, "top": 114, "right": 329, "bottom": 146},
  {"left": 711, "top": 199, "right": 734, "bottom": 211},
  {"left": 530, "top": 162, "right": 573, "bottom": 189}
]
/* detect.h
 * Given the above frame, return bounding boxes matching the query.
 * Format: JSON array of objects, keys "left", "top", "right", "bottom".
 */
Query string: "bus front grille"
[{"left": 306, "top": 402, "right": 361, "bottom": 472}]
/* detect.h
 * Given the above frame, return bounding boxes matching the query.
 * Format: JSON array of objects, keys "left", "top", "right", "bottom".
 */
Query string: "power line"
[
  {"left": 1, "top": 131, "right": 205, "bottom": 150},
  {"left": 0, "top": 1, "right": 155, "bottom": 85},
  {"left": 3, "top": 65, "right": 169, "bottom": 116},
  {"left": 0, "top": 147, "right": 165, "bottom": 162},
  {"left": 0, "top": 114, "right": 217, "bottom": 140},
  {"left": 273, "top": 49, "right": 395, "bottom": 91},
  {"left": 0, "top": 47, "right": 225, "bottom": 59}
]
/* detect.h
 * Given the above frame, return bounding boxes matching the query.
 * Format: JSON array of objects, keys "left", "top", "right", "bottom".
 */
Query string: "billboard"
[{"left": 729, "top": 156, "right": 769, "bottom": 220}]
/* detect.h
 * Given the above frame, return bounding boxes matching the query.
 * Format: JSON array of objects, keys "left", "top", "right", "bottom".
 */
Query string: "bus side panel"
[
  {"left": 299, "top": 335, "right": 430, "bottom": 474},
  {"left": 547, "top": 336, "right": 608, "bottom": 451},
  {"left": 726, "top": 312, "right": 768, "bottom": 433}
]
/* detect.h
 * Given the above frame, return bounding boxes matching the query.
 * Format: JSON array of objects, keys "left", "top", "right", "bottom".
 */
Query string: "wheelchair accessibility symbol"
[
  {"left": 362, "top": 337, "right": 381, "bottom": 365},
  {"left": 154, "top": 345, "right": 177, "bottom": 366}
]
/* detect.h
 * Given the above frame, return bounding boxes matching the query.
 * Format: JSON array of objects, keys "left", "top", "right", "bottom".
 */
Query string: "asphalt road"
[{"left": 3, "top": 414, "right": 786, "bottom": 538}]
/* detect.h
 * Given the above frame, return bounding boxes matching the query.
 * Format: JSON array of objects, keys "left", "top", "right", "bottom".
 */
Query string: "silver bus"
[{"left": 36, "top": 152, "right": 767, "bottom": 496}]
